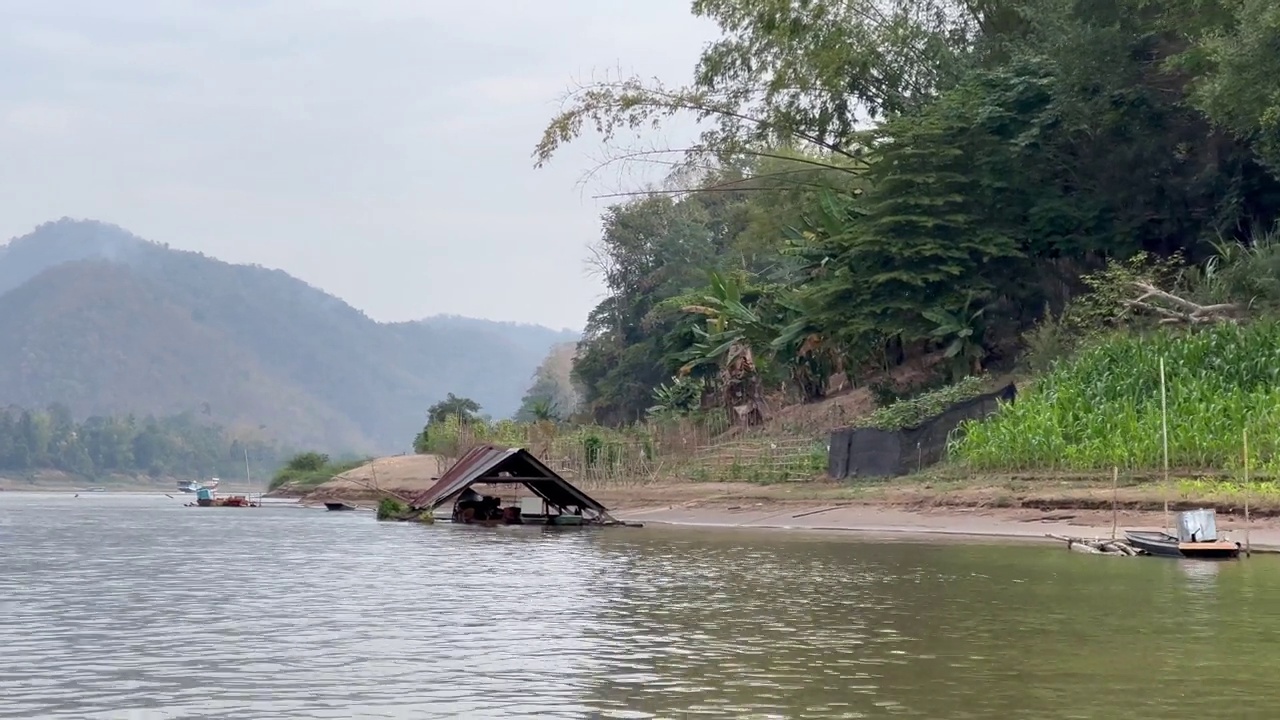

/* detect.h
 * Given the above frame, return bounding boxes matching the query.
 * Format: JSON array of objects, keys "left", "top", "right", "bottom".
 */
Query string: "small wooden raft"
[{"left": 1047, "top": 534, "right": 1139, "bottom": 556}]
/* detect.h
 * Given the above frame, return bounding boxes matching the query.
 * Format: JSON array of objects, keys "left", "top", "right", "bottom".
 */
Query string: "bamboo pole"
[
  {"left": 1111, "top": 466, "right": 1119, "bottom": 540},
  {"left": 1160, "top": 357, "right": 1170, "bottom": 534},
  {"left": 1244, "top": 428, "right": 1252, "bottom": 558}
]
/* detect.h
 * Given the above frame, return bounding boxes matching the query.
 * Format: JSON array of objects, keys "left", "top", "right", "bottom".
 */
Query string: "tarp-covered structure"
[
  {"left": 408, "top": 444, "right": 613, "bottom": 520},
  {"left": 828, "top": 383, "right": 1017, "bottom": 479}
]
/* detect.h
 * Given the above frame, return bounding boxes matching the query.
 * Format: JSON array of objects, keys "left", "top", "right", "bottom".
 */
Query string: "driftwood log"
[{"left": 1047, "top": 534, "right": 1139, "bottom": 556}]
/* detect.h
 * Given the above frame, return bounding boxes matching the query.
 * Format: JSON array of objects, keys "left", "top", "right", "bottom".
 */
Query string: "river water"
[{"left": 1, "top": 492, "right": 1277, "bottom": 719}]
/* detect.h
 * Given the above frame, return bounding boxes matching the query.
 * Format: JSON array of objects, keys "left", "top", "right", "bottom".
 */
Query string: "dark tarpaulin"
[
  {"left": 408, "top": 444, "right": 610, "bottom": 515},
  {"left": 826, "top": 428, "right": 853, "bottom": 480},
  {"left": 828, "top": 383, "right": 1018, "bottom": 479}
]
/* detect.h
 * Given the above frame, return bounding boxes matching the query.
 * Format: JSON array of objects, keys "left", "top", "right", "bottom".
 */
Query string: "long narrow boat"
[
  {"left": 1124, "top": 530, "right": 1241, "bottom": 559},
  {"left": 324, "top": 502, "right": 357, "bottom": 511}
]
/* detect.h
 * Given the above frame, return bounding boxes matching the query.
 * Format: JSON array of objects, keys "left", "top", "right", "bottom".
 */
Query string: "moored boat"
[
  {"left": 324, "top": 502, "right": 357, "bottom": 511},
  {"left": 1124, "top": 509, "right": 1242, "bottom": 559},
  {"left": 189, "top": 485, "right": 258, "bottom": 508}
]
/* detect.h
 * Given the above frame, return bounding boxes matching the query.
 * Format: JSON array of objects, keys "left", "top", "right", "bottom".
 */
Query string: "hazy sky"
[{"left": 0, "top": 1, "right": 718, "bottom": 330}]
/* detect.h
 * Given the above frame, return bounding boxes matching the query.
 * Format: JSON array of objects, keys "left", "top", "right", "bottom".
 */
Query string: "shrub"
[
  {"left": 857, "top": 376, "right": 986, "bottom": 430},
  {"left": 376, "top": 497, "right": 405, "bottom": 521}
]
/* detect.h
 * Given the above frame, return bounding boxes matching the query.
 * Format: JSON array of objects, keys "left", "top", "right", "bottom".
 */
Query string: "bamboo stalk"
[
  {"left": 1111, "top": 466, "right": 1119, "bottom": 541},
  {"left": 1244, "top": 428, "right": 1252, "bottom": 558},
  {"left": 1160, "top": 357, "right": 1170, "bottom": 534}
]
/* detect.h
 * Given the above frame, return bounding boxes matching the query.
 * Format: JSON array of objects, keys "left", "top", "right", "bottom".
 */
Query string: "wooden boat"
[
  {"left": 1123, "top": 508, "right": 1243, "bottom": 559},
  {"left": 1124, "top": 530, "right": 1241, "bottom": 559},
  {"left": 324, "top": 502, "right": 357, "bottom": 511},
  {"left": 190, "top": 488, "right": 259, "bottom": 508}
]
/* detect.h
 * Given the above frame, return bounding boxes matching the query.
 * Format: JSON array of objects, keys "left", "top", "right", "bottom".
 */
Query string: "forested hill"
[{"left": 0, "top": 219, "right": 579, "bottom": 452}]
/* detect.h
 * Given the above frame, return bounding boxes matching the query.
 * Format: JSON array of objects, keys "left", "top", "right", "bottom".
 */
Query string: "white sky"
[{"left": 0, "top": 1, "right": 719, "bottom": 330}]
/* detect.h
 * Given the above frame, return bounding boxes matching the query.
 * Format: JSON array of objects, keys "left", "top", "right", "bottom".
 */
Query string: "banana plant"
[
  {"left": 922, "top": 295, "right": 988, "bottom": 381},
  {"left": 675, "top": 271, "right": 773, "bottom": 425}
]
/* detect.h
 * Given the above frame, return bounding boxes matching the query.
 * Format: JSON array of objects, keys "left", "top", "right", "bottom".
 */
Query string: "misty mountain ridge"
[{"left": 0, "top": 218, "right": 580, "bottom": 453}]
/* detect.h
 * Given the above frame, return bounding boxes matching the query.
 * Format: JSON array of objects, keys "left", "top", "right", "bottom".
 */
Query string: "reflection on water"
[
  {"left": 2, "top": 493, "right": 1280, "bottom": 719},
  {"left": 1180, "top": 557, "right": 1222, "bottom": 587}
]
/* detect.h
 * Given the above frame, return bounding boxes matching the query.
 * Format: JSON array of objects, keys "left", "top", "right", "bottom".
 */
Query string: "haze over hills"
[{"left": 0, "top": 219, "right": 580, "bottom": 453}]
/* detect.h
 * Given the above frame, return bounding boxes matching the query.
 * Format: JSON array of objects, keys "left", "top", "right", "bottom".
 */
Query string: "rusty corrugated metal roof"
[
  {"left": 407, "top": 444, "right": 609, "bottom": 514},
  {"left": 407, "top": 444, "right": 507, "bottom": 508}
]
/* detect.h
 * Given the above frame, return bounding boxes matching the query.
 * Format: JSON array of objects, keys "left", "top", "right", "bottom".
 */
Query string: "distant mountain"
[{"left": 0, "top": 218, "right": 580, "bottom": 452}]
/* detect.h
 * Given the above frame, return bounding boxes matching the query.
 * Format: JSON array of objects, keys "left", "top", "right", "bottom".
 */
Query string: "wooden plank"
[{"left": 1178, "top": 541, "right": 1239, "bottom": 551}]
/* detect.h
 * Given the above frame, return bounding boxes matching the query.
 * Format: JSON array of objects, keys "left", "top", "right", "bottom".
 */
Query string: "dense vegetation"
[
  {"left": 267, "top": 452, "right": 368, "bottom": 491},
  {"left": 0, "top": 219, "right": 578, "bottom": 452},
  {"left": 533, "top": 0, "right": 1280, "bottom": 437},
  {"left": 857, "top": 377, "right": 987, "bottom": 432},
  {"left": 952, "top": 237, "right": 1280, "bottom": 472},
  {"left": 0, "top": 404, "right": 286, "bottom": 481}
]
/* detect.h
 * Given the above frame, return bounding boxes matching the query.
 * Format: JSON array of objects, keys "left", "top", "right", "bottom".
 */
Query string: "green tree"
[
  {"left": 571, "top": 195, "right": 731, "bottom": 424},
  {"left": 1171, "top": 0, "right": 1280, "bottom": 173},
  {"left": 427, "top": 394, "right": 482, "bottom": 424},
  {"left": 533, "top": 0, "right": 987, "bottom": 169},
  {"left": 529, "top": 0, "right": 1280, "bottom": 426},
  {"left": 284, "top": 451, "right": 330, "bottom": 473}
]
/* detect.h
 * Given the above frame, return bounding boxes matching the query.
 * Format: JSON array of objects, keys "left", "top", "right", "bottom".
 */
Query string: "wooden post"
[
  {"left": 1160, "top": 357, "right": 1170, "bottom": 534},
  {"left": 1111, "top": 466, "right": 1119, "bottom": 540}
]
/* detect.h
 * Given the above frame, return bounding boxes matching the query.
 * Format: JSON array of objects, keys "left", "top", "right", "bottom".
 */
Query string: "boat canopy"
[{"left": 408, "top": 444, "right": 609, "bottom": 516}]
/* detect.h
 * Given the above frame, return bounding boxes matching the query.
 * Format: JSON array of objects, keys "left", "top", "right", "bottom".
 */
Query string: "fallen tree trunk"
[{"left": 1123, "top": 282, "right": 1242, "bottom": 325}]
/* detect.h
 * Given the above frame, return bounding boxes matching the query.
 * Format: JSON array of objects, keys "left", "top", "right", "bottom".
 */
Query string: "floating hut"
[{"left": 407, "top": 444, "right": 629, "bottom": 526}]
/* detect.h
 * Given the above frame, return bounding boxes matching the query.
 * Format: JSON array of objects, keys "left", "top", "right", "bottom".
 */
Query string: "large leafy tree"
[
  {"left": 533, "top": 0, "right": 1280, "bottom": 429},
  {"left": 534, "top": 0, "right": 1000, "bottom": 171},
  {"left": 426, "top": 394, "right": 482, "bottom": 425},
  {"left": 1168, "top": 0, "right": 1280, "bottom": 174},
  {"left": 572, "top": 194, "right": 748, "bottom": 424}
]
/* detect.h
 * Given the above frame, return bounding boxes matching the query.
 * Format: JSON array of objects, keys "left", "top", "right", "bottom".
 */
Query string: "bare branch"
[{"left": 1123, "top": 281, "right": 1243, "bottom": 324}]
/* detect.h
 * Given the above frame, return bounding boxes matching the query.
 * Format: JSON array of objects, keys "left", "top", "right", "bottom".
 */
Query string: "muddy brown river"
[{"left": 1, "top": 492, "right": 1276, "bottom": 718}]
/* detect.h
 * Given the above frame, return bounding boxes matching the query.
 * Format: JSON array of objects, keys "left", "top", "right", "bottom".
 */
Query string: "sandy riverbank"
[
  {"left": 11, "top": 471, "right": 1274, "bottom": 551},
  {"left": 606, "top": 501, "right": 1280, "bottom": 551},
  {"left": 582, "top": 481, "right": 1280, "bottom": 551},
  {"left": 293, "top": 479, "right": 1280, "bottom": 551},
  {"left": 270, "top": 465, "right": 1280, "bottom": 551}
]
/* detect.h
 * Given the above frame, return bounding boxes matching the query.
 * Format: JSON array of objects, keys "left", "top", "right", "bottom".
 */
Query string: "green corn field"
[{"left": 953, "top": 321, "right": 1280, "bottom": 473}]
